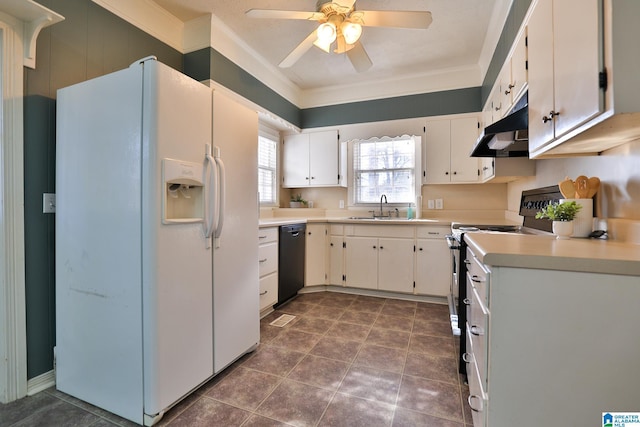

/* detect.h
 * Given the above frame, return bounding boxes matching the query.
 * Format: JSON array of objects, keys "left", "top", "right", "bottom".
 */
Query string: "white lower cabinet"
[
  {"left": 344, "top": 236, "right": 378, "bottom": 289},
  {"left": 258, "top": 227, "right": 278, "bottom": 312},
  {"left": 305, "top": 224, "right": 327, "bottom": 286},
  {"left": 344, "top": 225, "right": 415, "bottom": 292},
  {"left": 415, "top": 226, "right": 451, "bottom": 296},
  {"left": 328, "top": 225, "right": 345, "bottom": 286},
  {"left": 464, "top": 245, "right": 640, "bottom": 426},
  {"left": 377, "top": 238, "right": 414, "bottom": 293}
]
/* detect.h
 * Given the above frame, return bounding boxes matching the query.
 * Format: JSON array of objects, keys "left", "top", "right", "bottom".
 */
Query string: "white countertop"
[
  {"left": 259, "top": 217, "right": 454, "bottom": 227},
  {"left": 465, "top": 233, "right": 640, "bottom": 276}
]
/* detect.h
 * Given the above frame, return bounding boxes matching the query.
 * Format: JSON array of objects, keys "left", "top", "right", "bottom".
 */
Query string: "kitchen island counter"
[{"left": 465, "top": 232, "right": 640, "bottom": 276}]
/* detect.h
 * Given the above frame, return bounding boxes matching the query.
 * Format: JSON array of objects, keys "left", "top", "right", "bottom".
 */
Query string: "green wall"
[
  {"left": 24, "top": 0, "right": 528, "bottom": 380},
  {"left": 25, "top": 0, "right": 182, "bottom": 379}
]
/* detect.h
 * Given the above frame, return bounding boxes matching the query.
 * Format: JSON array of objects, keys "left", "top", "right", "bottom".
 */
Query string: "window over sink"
[
  {"left": 350, "top": 135, "right": 421, "bottom": 205},
  {"left": 258, "top": 121, "right": 279, "bottom": 206}
]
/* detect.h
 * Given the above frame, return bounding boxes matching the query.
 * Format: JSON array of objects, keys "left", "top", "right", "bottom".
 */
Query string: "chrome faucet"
[{"left": 379, "top": 194, "right": 388, "bottom": 217}]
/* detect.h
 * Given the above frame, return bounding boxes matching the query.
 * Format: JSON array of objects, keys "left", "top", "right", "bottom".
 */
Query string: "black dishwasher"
[{"left": 277, "top": 223, "right": 306, "bottom": 307}]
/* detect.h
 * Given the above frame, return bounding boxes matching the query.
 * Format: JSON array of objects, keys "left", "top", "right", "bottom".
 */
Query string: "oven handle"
[{"left": 445, "top": 234, "right": 460, "bottom": 250}]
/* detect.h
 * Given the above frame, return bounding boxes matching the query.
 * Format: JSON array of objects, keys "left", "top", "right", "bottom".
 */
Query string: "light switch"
[
  {"left": 427, "top": 199, "right": 435, "bottom": 209},
  {"left": 43, "top": 193, "right": 56, "bottom": 213},
  {"left": 435, "top": 199, "right": 443, "bottom": 210}
]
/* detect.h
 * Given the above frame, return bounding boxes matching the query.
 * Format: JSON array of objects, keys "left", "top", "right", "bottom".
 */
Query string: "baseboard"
[{"left": 27, "top": 370, "right": 55, "bottom": 396}]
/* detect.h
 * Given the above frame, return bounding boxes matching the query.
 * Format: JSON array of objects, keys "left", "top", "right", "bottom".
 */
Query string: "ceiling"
[{"left": 151, "top": 0, "right": 508, "bottom": 97}]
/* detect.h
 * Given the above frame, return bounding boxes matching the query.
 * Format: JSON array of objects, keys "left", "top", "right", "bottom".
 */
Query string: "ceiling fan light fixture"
[
  {"left": 341, "top": 21, "right": 362, "bottom": 45},
  {"left": 316, "top": 22, "right": 337, "bottom": 44}
]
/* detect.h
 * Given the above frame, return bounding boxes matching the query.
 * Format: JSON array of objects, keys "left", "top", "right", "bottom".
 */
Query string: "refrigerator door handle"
[
  {"left": 213, "top": 147, "right": 226, "bottom": 243},
  {"left": 204, "top": 144, "right": 217, "bottom": 245}
]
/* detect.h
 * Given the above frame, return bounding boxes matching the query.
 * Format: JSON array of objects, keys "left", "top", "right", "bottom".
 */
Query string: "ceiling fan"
[{"left": 246, "top": 0, "right": 433, "bottom": 73}]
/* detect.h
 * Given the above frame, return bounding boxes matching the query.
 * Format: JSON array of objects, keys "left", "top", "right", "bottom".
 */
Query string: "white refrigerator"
[{"left": 55, "top": 57, "right": 259, "bottom": 425}]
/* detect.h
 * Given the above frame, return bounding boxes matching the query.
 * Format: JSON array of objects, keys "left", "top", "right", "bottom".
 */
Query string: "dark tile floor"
[{"left": 1, "top": 291, "right": 472, "bottom": 427}]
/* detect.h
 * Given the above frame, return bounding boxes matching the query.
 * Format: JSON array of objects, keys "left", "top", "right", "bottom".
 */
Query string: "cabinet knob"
[
  {"left": 470, "top": 325, "right": 484, "bottom": 336},
  {"left": 468, "top": 395, "right": 484, "bottom": 413},
  {"left": 463, "top": 298, "right": 471, "bottom": 305},
  {"left": 373, "top": 245, "right": 377, "bottom": 249},
  {"left": 445, "top": 172, "right": 449, "bottom": 175},
  {"left": 471, "top": 275, "right": 485, "bottom": 283},
  {"left": 380, "top": 246, "right": 384, "bottom": 250},
  {"left": 259, "top": 258, "right": 267, "bottom": 263},
  {"left": 462, "top": 352, "right": 473, "bottom": 363},
  {"left": 419, "top": 247, "right": 423, "bottom": 251},
  {"left": 260, "top": 290, "right": 268, "bottom": 296},
  {"left": 305, "top": 176, "right": 309, "bottom": 180},
  {"left": 311, "top": 176, "right": 315, "bottom": 179},
  {"left": 482, "top": 166, "right": 489, "bottom": 171},
  {"left": 330, "top": 243, "right": 334, "bottom": 247},
  {"left": 453, "top": 171, "right": 457, "bottom": 175},
  {"left": 542, "top": 110, "right": 560, "bottom": 123}
]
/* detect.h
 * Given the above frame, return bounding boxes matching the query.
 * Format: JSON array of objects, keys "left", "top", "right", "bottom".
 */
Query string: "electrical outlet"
[
  {"left": 427, "top": 199, "right": 435, "bottom": 209},
  {"left": 435, "top": 199, "right": 443, "bottom": 210},
  {"left": 339, "top": 200, "right": 345, "bottom": 209},
  {"left": 43, "top": 193, "right": 56, "bottom": 213}
]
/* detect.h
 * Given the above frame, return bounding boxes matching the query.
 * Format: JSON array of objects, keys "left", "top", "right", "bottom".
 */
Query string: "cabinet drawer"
[
  {"left": 466, "top": 248, "right": 490, "bottom": 307},
  {"left": 258, "top": 242, "right": 278, "bottom": 277},
  {"left": 466, "top": 286, "right": 489, "bottom": 390},
  {"left": 465, "top": 346, "right": 487, "bottom": 427},
  {"left": 259, "top": 273, "right": 278, "bottom": 311},
  {"left": 258, "top": 227, "right": 278, "bottom": 244},
  {"left": 330, "top": 224, "right": 344, "bottom": 236},
  {"left": 416, "top": 226, "right": 450, "bottom": 239},
  {"left": 350, "top": 225, "right": 414, "bottom": 238}
]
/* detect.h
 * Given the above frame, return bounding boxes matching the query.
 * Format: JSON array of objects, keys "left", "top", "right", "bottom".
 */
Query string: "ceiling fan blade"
[
  {"left": 279, "top": 30, "right": 318, "bottom": 68},
  {"left": 347, "top": 41, "right": 372, "bottom": 73},
  {"left": 246, "top": 9, "right": 325, "bottom": 21},
  {"left": 332, "top": 0, "right": 356, "bottom": 9},
  {"left": 356, "top": 10, "right": 433, "bottom": 29}
]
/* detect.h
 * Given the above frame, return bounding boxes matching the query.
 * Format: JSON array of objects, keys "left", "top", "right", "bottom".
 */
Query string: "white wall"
[{"left": 507, "top": 139, "right": 640, "bottom": 220}]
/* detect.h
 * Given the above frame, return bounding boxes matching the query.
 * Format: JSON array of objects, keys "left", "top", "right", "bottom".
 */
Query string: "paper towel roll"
[{"left": 560, "top": 198, "right": 593, "bottom": 237}]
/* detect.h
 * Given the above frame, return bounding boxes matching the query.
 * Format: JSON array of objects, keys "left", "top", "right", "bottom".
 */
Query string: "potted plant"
[
  {"left": 535, "top": 200, "right": 582, "bottom": 239},
  {"left": 289, "top": 193, "right": 307, "bottom": 208}
]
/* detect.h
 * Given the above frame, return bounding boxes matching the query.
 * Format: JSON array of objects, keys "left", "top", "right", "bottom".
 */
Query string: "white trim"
[
  {"left": 89, "top": 0, "right": 510, "bottom": 109},
  {"left": 0, "top": 21, "right": 28, "bottom": 404},
  {"left": 0, "top": 0, "right": 63, "bottom": 69},
  {"left": 91, "top": 0, "right": 183, "bottom": 52},
  {"left": 27, "top": 370, "right": 55, "bottom": 396}
]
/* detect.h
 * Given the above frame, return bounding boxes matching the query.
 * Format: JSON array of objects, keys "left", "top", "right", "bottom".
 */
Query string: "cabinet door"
[
  {"left": 377, "top": 238, "right": 414, "bottom": 293},
  {"left": 450, "top": 117, "right": 480, "bottom": 183},
  {"left": 282, "top": 133, "right": 309, "bottom": 187},
  {"left": 511, "top": 28, "right": 528, "bottom": 103},
  {"left": 552, "top": 0, "right": 603, "bottom": 138},
  {"left": 305, "top": 224, "right": 327, "bottom": 286},
  {"left": 309, "top": 130, "right": 339, "bottom": 186},
  {"left": 345, "top": 237, "right": 378, "bottom": 289},
  {"left": 424, "top": 119, "right": 451, "bottom": 184},
  {"left": 415, "top": 238, "right": 450, "bottom": 296},
  {"left": 497, "top": 61, "right": 512, "bottom": 118},
  {"left": 527, "top": 0, "right": 555, "bottom": 153},
  {"left": 480, "top": 158, "right": 494, "bottom": 181},
  {"left": 328, "top": 235, "right": 344, "bottom": 285}
]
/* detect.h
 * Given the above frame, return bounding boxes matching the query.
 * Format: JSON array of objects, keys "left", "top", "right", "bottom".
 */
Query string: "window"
[
  {"left": 258, "top": 122, "right": 279, "bottom": 205},
  {"left": 352, "top": 135, "right": 420, "bottom": 204}
]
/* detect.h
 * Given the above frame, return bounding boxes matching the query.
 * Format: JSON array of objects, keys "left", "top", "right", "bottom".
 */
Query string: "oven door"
[{"left": 445, "top": 234, "right": 461, "bottom": 336}]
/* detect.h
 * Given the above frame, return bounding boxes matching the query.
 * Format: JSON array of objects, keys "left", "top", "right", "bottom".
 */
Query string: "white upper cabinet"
[
  {"left": 424, "top": 115, "right": 481, "bottom": 184},
  {"left": 527, "top": 0, "right": 640, "bottom": 158},
  {"left": 282, "top": 130, "right": 341, "bottom": 187}
]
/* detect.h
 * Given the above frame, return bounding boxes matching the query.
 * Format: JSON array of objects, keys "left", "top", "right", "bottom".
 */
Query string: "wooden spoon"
[
  {"left": 574, "top": 175, "right": 589, "bottom": 198},
  {"left": 558, "top": 178, "right": 576, "bottom": 199},
  {"left": 587, "top": 177, "right": 600, "bottom": 198}
]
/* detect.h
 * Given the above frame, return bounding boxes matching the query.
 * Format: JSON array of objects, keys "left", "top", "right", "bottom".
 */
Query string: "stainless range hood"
[{"left": 471, "top": 92, "right": 529, "bottom": 158}]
